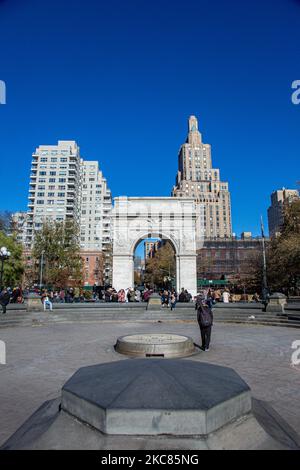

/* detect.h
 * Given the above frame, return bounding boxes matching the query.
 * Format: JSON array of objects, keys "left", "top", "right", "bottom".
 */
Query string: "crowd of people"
[
  {"left": 40, "top": 287, "right": 89, "bottom": 304},
  {"left": 0, "top": 283, "right": 264, "bottom": 314},
  {"left": 0, "top": 286, "right": 24, "bottom": 314},
  {"left": 196, "top": 288, "right": 261, "bottom": 305},
  {"left": 101, "top": 287, "right": 194, "bottom": 308}
]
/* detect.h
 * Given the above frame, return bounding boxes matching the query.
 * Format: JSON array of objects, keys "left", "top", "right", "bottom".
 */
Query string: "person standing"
[
  {"left": 170, "top": 291, "right": 177, "bottom": 311},
  {"left": 128, "top": 288, "right": 136, "bottom": 302},
  {"left": 0, "top": 288, "right": 11, "bottom": 314},
  {"left": 135, "top": 289, "right": 141, "bottom": 302},
  {"left": 195, "top": 295, "right": 213, "bottom": 351},
  {"left": 118, "top": 289, "right": 126, "bottom": 303},
  {"left": 59, "top": 289, "right": 65, "bottom": 303},
  {"left": 161, "top": 290, "right": 169, "bottom": 308},
  {"left": 178, "top": 288, "right": 186, "bottom": 302},
  {"left": 74, "top": 286, "right": 80, "bottom": 303},
  {"left": 222, "top": 289, "right": 230, "bottom": 303}
]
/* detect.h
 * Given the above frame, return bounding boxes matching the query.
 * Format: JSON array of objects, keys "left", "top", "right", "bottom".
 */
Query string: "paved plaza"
[{"left": 0, "top": 319, "right": 300, "bottom": 447}]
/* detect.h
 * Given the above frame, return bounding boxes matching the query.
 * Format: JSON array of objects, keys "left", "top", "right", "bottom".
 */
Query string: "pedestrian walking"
[
  {"left": 195, "top": 295, "right": 213, "bottom": 351},
  {"left": 0, "top": 288, "right": 11, "bottom": 314}
]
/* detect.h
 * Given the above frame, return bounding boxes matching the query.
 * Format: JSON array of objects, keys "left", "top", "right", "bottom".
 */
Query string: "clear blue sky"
[{"left": 0, "top": 0, "right": 299, "bottom": 236}]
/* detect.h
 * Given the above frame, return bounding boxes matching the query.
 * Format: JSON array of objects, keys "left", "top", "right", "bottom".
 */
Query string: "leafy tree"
[
  {"left": 0, "top": 231, "right": 24, "bottom": 287},
  {"left": 241, "top": 250, "right": 264, "bottom": 294},
  {"left": 31, "top": 220, "right": 83, "bottom": 288},
  {"left": 144, "top": 242, "right": 176, "bottom": 289},
  {"left": 266, "top": 202, "right": 300, "bottom": 293},
  {"left": 248, "top": 200, "right": 300, "bottom": 295}
]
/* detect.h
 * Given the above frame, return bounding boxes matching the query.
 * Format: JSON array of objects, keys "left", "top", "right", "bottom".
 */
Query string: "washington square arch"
[{"left": 112, "top": 196, "right": 200, "bottom": 297}]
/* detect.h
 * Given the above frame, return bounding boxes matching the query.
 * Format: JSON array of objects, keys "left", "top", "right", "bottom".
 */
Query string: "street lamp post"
[
  {"left": 0, "top": 246, "right": 11, "bottom": 291},
  {"left": 39, "top": 250, "right": 45, "bottom": 291},
  {"left": 260, "top": 216, "right": 269, "bottom": 311}
]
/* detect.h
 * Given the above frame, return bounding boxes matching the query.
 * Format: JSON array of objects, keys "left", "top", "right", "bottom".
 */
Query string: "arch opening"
[{"left": 133, "top": 236, "right": 177, "bottom": 293}]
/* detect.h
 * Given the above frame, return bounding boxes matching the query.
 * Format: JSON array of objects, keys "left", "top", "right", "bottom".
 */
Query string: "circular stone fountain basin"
[{"left": 115, "top": 333, "right": 195, "bottom": 358}]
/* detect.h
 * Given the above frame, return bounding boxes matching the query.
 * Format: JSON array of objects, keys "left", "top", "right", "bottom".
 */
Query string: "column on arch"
[
  {"left": 177, "top": 254, "right": 197, "bottom": 298},
  {"left": 112, "top": 255, "right": 134, "bottom": 291},
  {"left": 176, "top": 255, "right": 181, "bottom": 294}
]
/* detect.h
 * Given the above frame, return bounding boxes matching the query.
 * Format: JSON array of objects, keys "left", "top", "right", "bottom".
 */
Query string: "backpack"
[{"left": 197, "top": 305, "right": 212, "bottom": 328}]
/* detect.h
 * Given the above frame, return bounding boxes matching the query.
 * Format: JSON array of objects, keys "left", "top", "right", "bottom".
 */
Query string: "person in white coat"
[{"left": 222, "top": 290, "right": 230, "bottom": 303}]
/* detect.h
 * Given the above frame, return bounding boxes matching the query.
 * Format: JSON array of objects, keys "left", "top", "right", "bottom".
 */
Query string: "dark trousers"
[
  {"left": 1, "top": 303, "right": 7, "bottom": 314},
  {"left": 200, "top": 325, "right": 212, "bottom": 350}
]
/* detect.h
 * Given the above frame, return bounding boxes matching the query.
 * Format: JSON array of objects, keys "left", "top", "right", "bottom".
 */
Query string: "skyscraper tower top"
[
  {"left": 186, "top": 115, "right": 202, "bottom": 146},
  {"left": 189, "top": 115, "right": 198, "bottom": 130}
]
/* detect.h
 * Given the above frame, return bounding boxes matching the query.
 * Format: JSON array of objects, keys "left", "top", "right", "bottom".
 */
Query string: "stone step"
[
  {"left": 0, "top": 311, "right": 295, "bottom": 320},
  {"left": 1, "top": 307, "right": 300, "bottom": 330},
  {"left": 0, "top": 319, "right": 295, "bottom": 327}
]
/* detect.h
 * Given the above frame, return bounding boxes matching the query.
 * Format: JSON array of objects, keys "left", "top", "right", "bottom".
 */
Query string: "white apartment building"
[
  {"left": 25, "top": 141, "right": 81, "bottom": 248},
  {"left": 22, "top": 140, "right": 112, "bottom": 285},
  {"left": 267, "top": 188, "right": 299, "bottom": 237},
  {"left": 80, "top": 160, "right": 112, "bottom": 284}
]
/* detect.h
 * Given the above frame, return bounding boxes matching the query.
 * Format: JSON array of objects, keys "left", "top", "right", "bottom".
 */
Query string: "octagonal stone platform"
[
  {"left": 115, "top": 333, "right": 195, "bottom": 358},
  {"left": 61, "top": 359, "right": 251, "bottom": 436}
]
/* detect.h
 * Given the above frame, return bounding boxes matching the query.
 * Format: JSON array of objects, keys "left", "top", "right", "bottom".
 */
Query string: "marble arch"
[{"left": 112, "top": 197, "right": 197, "bottom": 296}]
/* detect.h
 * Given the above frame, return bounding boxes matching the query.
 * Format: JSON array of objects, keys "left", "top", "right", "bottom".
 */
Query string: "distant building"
[
  {"left": 25, "top": 140, "right": 82, "bottom": 248},
  {"left": 197, "top": 234, "right": 268, "bottom": 288},
  {"left": 267, "top": 188, "right": 299, "bottom": 237},
  {"left": 80, "top": 160, "right": 112, "bottom": 285},
  {"left": 172, "top": 115, "right": 232, "bottom": 239},
  {"left": 144, "top": 240, "right": 167, "bottom": 259},
  {"left": 82, "top": 251, "right": 104, "bottom": 288},
  {"left": 19, "top": 140, "right": 113, "bottom": 287},
  {"left": 144, "top": 241, "right": 159, "bottom": 259},
  {"left": 11, "top": 211, "right": 28, "bottom": 245},
  {"left": 134, "top": 255, "right": 142, "bottom": 270}
]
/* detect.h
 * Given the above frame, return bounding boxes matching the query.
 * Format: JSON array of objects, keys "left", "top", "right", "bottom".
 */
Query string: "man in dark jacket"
[
  {"left": 0, "top": 289, "right": 11, "bottom": 314},
  {"left": 178, "top": 288, "right": 186, "bottom": 302},
  {"left": 195, "top": 294, "right": 213, "bottom": 351}
]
